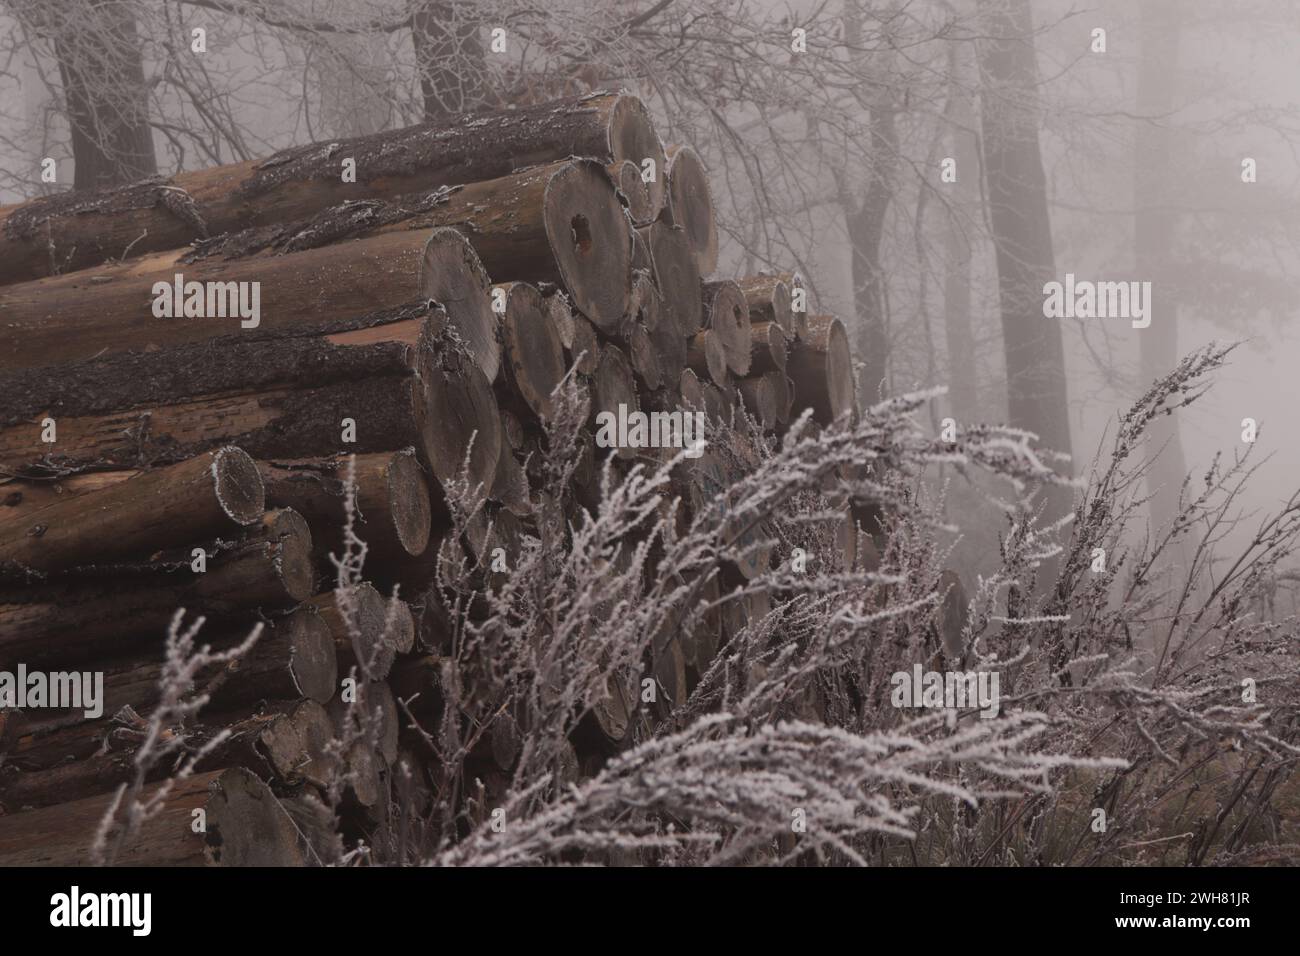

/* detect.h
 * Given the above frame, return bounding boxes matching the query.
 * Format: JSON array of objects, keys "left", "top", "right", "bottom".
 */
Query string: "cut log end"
[
  {"left": 419, "top": 228, "right": 499, "bottom": 382},
  {"left": 212, "top": 446, "right": 267, "bottom": 525},
  {"left": 501, "top": 281, "right": 566, "bottom": 422},
  {"left": 385, "top": 448, "right": 433, "bottom": 558},
  {"left": 704, "top": 279, "right": 752, "bottom": 376},
  {"left": 543, "top": 160, "right": 632, "bottom": 332},
  {"left": 664, "top": 144, "right": 719, "bottom": 276},
  {"left": 645, "top": 222, "right": 703, "bottom": 336},
  {"left": 607, "top": 94, "right": 668, "bottom": 224}
]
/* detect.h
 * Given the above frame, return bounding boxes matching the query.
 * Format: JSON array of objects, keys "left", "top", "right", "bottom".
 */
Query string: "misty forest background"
[{"left": 3, "top": 0, "right": 1300, "bottom": 865}]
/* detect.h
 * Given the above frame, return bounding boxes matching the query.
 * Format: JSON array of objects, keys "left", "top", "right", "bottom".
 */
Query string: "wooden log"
[
  {"left": 770, "top": 370, "right": 795, "bottom": 426},
  {"left": 787, "top": 315, "right": 855, "bottom": 425},
  {"left": 0, "top": 447, "right": 264, "bottom": 576},
  {"left": 662, "top": 144, "right": 719, "bottom": 276},
  {"left": 0, "top": 767, "right": 311, "bottom": 865},
  {"left": 679, "top": 368, "right": 706, "bottom": 412},
  {"left": 257, "top": 449, "right": 432, "bottom": 563},
  {"left": 591, "top": 345, "right": 639, "bottom": 461},
  {"left": 542, "top": 289, "right": 576, "bottom": 353},
  {"left": 0, "top": 158, "right": 629, "bottom": 370},
  {"left": 644, "top": 285, "right": 686, "bottom": 385},
  {"left": 0, "top": 699, "right": 334, "bottom": 810},
  {"left": 1, "top": 317, "right": 501, "bottom": 502},
  {"left": 631, "top": 224, "right": 654, "bottom": 275},
  {"left": 308, "top": 583, "right": 413, "bottom": 681},
  {"left": 628, "top": 322, "right": 662, "bottom": 391},
  {"left": 0, "top": 91, "right": 664, "bottom": 285},
  {"left": 609, "top": 159, "right": 655, "bottom": 226},
  {"left": 641, "top": 222, "right": 703, "bottom": 336},
  {"left": 13, "top": 607, "right": 336, "bottom": 750},
  {"left": 327, "top": 679, "right": 400, "bottom": 767},
  {"left": 0, "top": 508, "right": 314, "bottom": 667},
  {"left": 687, "top": 329, "right": 730, "bottom": 387},
  {"left": 498, "top": 281, "right": 566, "bottom": 422},
  {"left": 736, "top": 274, "right": 794, "bottom": 334},
  {"left": 737, "top": 374, "right": 779, "bottom": 430},
  {"left": 491, "top": 428, "right": 533, "bottom": 518},
  {"left": 1, "top": 470, "right": 139, "bottom": 519},
  {"left": 748, "top": 321, "right": 789, "bottom": 376},
  {"left": 569, "top": 314, "right": 602, "bottom": 376},
  {"left": 703, "top": 279, "right": 752, "bottom": 376},
  {"left": 652, "top": 636, "right": 688, "bottom": 716}
]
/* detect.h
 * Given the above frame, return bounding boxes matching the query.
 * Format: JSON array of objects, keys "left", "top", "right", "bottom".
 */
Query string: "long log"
[
  {"left": 1, "top": 699, "right": 334, "bottom": 810},
  {"left": 737, "top": 374, "right": 779, "bottom": 430},
  {"left": 0, "top": 767, "right": 311, "bottom": 865},
  {"left": 0, "top": 447, "right": 264, "bottom": 576},
  {"left": 662, "top": 144, "right": 719, "bottom": 276},
  {"left": 257, "top": 450, "right": 432, "bottom": 563},
  {"left": 0, "top": 91, "right": 664, "bottom": 286},
  {"left": 0, "top": 315, "right": 499, "bottom": 500},
  {"left": 703, "top": 279, "right": 752, "bottom": 376},
  {"left": 0, "top": 159, "right": 629, "bottom": 370},
  {"left": 0, "top": 508, "right": 315, "bottom": 666},
  {"left": 10, "top": 606, "right": 337, "bottom": 748},
  {"left": 787, "top": 315, "right": 856, "bottom": 425}
]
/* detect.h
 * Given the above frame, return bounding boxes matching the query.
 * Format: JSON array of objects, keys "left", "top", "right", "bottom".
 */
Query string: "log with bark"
[
  {"left": 0, "top": 315, "right": 500, "bottom": 502},
  {"left": 257, "top": 450, "right": 432, "bottom": 564},
  {"left": 0, "top": 447, "right": 264, "bottom": 576},
  {"left": 0, "top": 508, "right": 315, "bottom": 666},
  {"left": 787, "top": 315, "right": 856, "bottom": 425},
  {"left": 0, "top": 157, "right": 629, "bottom": 371},
  {"left": 736, "top": 274, "right": 794, "bottom": 335},
  {"left": 0, "top": 767, "right": 312, "bottom": 865},
  {"left": 308, "top": 583, "right": 414, "bottom": 681},
  {"left": 0, "top": 91, "right": 664, "bottom": 286}
]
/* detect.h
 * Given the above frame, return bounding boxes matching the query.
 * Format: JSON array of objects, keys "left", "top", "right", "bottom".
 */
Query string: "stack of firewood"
[{"left": 0, "top": 91, "right": 858, "bottom": 865}]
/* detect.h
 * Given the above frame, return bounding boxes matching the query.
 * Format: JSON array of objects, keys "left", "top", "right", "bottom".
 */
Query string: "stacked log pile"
[{"left": 0, "top": 91, "right": 861, "bottom": 866}]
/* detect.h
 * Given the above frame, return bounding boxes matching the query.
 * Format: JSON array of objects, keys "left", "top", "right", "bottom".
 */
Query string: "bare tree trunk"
[
  {"left": 1136, "top": 0, "right": 1187, "bottom": 533},
  {"left": 32, "top": 0, "right": 158, "bottom": 189},
  {"left": 942, "top": 45, "right": 980, "bottom": 417},
  {"left": 410, "top": 1, "right": 486, "bottom": 121},
  {"left": 975, "top": 0, "right": 1072, "bottom": 469},
  {"left": 842, "top": 1, "right": 897, "bottom": 405}
]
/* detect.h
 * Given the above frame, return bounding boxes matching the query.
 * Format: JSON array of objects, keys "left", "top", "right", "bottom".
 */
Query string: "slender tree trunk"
[
  {"left": 975, "top": 0, "right": 1072, "bottom": 469},
  {"left": 942, "top": 45, "right": 980, "bottom": 417},
  {"left": 40, "top": 0, "right": 158, "bottom": 189},
  {"left": 1136, "top": 0, "right": 1187, "bottom": 533},
  {"left": 843, "top": 2, "right": 898, "bottom": 405}
]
